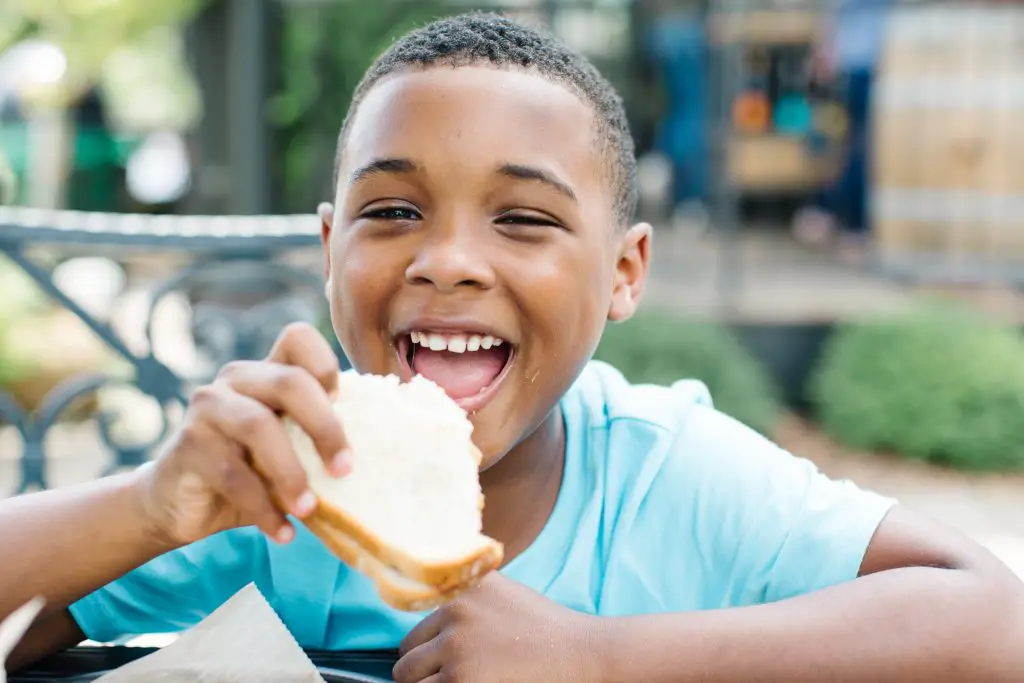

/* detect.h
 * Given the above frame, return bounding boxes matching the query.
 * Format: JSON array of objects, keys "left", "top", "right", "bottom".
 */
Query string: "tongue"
[{"left": 412, "top": 347, "right": 507, "bottom": 400}]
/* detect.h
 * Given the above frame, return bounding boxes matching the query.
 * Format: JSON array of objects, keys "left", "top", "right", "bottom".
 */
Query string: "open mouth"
[{"left": 397, "top": 331, "right": 515, "bottom": 411}]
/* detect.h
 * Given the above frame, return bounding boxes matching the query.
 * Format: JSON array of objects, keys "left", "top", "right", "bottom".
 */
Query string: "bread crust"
[
  {"left": 305, "top": 495, "right": 503, "bottom": 593},
  {"left": 303, "top": 515, "right": 475, "bottom": 612}
]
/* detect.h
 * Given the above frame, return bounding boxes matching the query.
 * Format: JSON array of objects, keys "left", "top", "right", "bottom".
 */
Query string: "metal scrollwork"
[
  {"left": 145, "top": 258, "right": 327, "bottom": 381},
  {"left": 0, "top": 373, "right": 175, "bottom": 492},
  {"left": 0, "top": 208, "right": 335, "bottom": 494}
]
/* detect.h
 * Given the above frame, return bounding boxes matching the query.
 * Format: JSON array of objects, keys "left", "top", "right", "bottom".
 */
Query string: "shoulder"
[
  {"left": 564, "top": 363, "right": 894, "bottom": 608},
  {"left": 561, "top": 360, "right": 750, "bottom": 515},
  {"left": 565, "top": 360, "right": 888, "bottom": 532},
  {"left": 564, "top": 360, "right": 714, "bottom": 438},
  {"left": 564, "top": 360, "right": 769, "bottom": 475}
]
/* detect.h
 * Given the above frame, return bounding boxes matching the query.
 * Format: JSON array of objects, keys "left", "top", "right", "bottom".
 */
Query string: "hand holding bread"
[
  {"left": 135, "top": 322, "right": 502, "bottom": 610},
  {"left": 137, "top": 323, "right": 350, "bottom": 547}
]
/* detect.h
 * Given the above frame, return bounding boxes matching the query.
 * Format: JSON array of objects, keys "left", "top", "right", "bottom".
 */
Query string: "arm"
[
  {"left": 2, "top": 468, "right": 179, "bottom": 669},
  {"left": 4, "top": 324, "right": 346, "bottom": 671},
  {"left": 599, "top": 505, "right": 1024, "bottom": 683}
]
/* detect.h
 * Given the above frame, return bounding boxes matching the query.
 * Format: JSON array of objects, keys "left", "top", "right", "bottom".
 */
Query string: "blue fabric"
[{"left": 70, "top": 361, "right": 896, "bottom": 648}]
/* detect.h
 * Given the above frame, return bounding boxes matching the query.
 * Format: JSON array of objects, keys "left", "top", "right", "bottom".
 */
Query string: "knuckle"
[
  {"left": 213, "top": 456, "right": 242, "bottom": 491},
  {"left": 445, "top": 598, "right": 472, "bottom": 623},
  {"left": 175, "top": 412, "right": 218, "bottom": 456},
  {"left": 280, "top": 321, "right": 314, "bottom": 345},
  {"left": 442, "top": 629, "right": 469, "bottom": 659},
  {"left": 237, "top": 406, "right": 276, "bottom": 436},
  {"left": 216, "top": 360, "right": 250, "bottom": 382},
  {"left": 188, "top": 383, "right": 220, "bottom": 409},
  {"left": 310, "top": 355, "right": 340, "bottom": 389},
  {"left": 175, "top": 424, "right": 204, "bottom": 457},
  {"left": 271, "top": 364, "right": 309, "bottom": 396}
]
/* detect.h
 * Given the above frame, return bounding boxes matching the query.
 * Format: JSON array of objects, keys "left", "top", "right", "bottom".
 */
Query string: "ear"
[
  {"left": 608, "top": 222, "right": 652, "bottom": 322},
  {"left": 318, "top": 202, "right": 334, "bottom": 286}
]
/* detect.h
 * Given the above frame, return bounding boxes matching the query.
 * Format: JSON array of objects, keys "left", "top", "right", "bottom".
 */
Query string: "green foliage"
[
  {"left": 270, "top": 0, "right": 452, "bottom": 212},
  {"left": 0, "top": 0, "right": 208, "bottom": 106},
  {"left": 594, "top": 312, "right": 783, "bottom": 435},
  {"left": 809, "top": 304, "right": 1024, "bottom": 471},
  {"left": 0, "top": 255, "right": 49, "bottom": 388}
]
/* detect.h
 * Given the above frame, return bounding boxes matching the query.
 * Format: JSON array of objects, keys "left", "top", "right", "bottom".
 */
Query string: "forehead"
[{"left": 339, "top": 65, "right": 606, "bottom": 201}]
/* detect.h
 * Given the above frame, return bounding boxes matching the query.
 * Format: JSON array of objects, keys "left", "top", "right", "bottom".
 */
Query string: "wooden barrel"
[{"left": 872, "top": 4, "right": 1024, "bottom": 283}]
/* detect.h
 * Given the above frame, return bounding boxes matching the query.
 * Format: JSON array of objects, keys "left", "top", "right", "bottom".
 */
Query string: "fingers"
[
  {"left": 192, "top": 385, "right": 317, "bottom": 522},
  {"left": 218, "top": 359, "right": 349, "bottom": 476},
  {"left": 265, "top": 322, "right": 340, "bottom": 397},
  {"left": 393, "top": 635, "right": 446, "bottom": 683},
  {"left": 399, "top": 607, "right": 448, "bottom": 657},
  {"left": 179, "top": 414, "right": 292, "bottom": 541},
  {"left": 173, "top": 323, "right": 347, "bottom": 545}
]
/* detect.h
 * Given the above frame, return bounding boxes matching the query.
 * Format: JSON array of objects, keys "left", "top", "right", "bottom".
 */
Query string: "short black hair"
[{"left": 334, "top": 12, "right": 637, "bottom": 226}]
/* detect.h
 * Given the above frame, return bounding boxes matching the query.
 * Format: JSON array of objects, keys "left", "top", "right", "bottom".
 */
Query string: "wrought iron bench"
[{"left": 0, "top": 207, "right": 342, "bottom": 494}]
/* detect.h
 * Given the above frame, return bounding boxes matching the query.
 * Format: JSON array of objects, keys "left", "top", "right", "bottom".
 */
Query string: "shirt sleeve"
[
  {"left": 68, "top": 528, "right": 265, "bottom": 643},
  {"left": 669, "top": 405, "right": 898, "bottom": 608}
]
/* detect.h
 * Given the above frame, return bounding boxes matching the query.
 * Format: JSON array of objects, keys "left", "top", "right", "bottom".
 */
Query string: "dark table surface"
[{"left": 9, "top": 646, "right": 400, "bottom": 682}]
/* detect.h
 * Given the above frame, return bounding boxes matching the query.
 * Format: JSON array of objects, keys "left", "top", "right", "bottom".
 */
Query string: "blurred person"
[
  {"left": 793, "top": 0, "right": 891, "bottom": 266},
  {"left": 2, "top": 13, "right": 1023, "bottom": 683},
  {"left": 646, "top": 0, "right": 710, "bottom": 228}
]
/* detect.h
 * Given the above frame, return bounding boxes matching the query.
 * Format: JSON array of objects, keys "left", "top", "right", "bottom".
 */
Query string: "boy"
[{"left": 3, "top": 13, "right": 1022, "bottom": 683}]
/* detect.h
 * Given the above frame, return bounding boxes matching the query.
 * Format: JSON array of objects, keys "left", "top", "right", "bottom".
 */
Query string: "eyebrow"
[
  {"left": 349, "top": 157, "right": 418, "bottom": 184},
  {"left": 348, "top": 158, "right": 577, "bottom": 204},
  {"left": 497, "top": 163, "right": 577, "bottom": 203}
]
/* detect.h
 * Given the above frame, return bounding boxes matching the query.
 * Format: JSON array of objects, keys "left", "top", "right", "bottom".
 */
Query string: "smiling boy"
[{"left": 3, "top": 13, "right": 1024, "bottom": 683}]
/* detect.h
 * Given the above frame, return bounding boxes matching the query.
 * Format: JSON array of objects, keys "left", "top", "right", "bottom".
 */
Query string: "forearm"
[
  {"left": 0, "top": 467, "right": 178, "bottom": 621},
  {"left": 598, "top": 566, "right": 1024, "bottom": 683}
]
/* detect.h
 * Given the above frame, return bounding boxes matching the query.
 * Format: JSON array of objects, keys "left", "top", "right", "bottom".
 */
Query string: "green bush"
[
  {"left": 594, "top": 313, "right": 782, "bottom": 435},
  {"left": 809, "top": 304, "right": 1024, "bottom": 471}
]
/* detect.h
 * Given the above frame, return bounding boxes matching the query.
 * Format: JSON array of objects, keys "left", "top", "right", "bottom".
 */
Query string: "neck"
[{"left": 479, "top": 405, "right": 566, "bottom": 565}]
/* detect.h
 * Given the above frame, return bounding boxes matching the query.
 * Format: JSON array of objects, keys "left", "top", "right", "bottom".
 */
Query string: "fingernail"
[
  {"left": 275, "top": 525, "right": 295, "bottom": 544},
  {"left": 330, "top": 449, "right": 352, "bottom": 477},
  {"left": 293, "top": 490, "right": 318, "bottom": 518}
]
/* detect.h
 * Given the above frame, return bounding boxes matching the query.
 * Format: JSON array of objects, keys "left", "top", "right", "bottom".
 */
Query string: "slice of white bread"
[{"left": 284, "top": 372, "right": 503, "bottom": 608}]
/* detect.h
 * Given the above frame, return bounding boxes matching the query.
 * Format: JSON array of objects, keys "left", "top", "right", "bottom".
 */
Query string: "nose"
[{"left": 404, "top": 227, "right": 496, "bottom": 292}]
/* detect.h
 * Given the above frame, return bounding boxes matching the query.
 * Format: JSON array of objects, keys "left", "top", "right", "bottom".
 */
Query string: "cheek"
[
  {"left": 516, "top": 246, "right": 609, "bottom": 360},
  {"left": 330, "top": 245, "right": 395, "bottom": 358}
]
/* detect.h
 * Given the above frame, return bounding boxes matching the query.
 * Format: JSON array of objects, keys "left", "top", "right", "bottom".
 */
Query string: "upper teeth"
[{"left": 410, "top": 331, "right": 504, "bottom": 354}]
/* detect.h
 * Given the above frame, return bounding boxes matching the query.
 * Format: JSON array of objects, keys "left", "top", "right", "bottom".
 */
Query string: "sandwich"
[{"left": 284, "top": 372, "right": 504, "bottom": 611}]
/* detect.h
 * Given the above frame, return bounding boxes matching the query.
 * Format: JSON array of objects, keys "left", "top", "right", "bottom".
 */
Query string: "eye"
[
  {"left": 495, "top": 212, "right": 564, "bottom": 230},
  {"left": 360, "top": 206, "right": 422, "bottom": 221}
]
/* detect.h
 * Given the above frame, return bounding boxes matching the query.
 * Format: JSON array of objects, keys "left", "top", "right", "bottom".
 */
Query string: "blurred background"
[{"left": 0, "top": 0, "right": 1023, "bottom": 581}]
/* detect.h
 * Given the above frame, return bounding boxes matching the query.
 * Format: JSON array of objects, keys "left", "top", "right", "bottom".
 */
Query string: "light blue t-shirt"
[{"left": 70, "top": 361, "right": 896, "bottom": 648}]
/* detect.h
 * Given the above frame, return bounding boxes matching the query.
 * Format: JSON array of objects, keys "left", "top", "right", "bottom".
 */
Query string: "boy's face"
[{"left": 321, "top": 65, "right": 649, "bottom": 468}]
